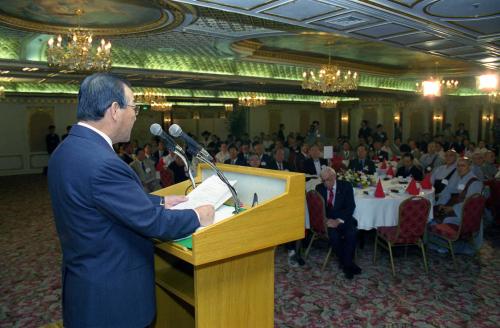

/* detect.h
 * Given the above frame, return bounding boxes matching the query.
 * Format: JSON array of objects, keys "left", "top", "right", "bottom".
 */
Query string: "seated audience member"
[
  {"left": 431, "top": 150, "right": 458, "bottom": 195},
  {"left": 238, "top": 142, "right": 251, "bottom": 163},
  {"left": 316, "top": 167, "right": 361, "bottom": 279},
  {"left": 168, "top": 155, "right": 189, "bottom": 184},
  {"left": 435, "top": 141, "right": 446, "bottom": 160},
  {"left": 247, "top": 153, "right": 263, "bottom": 168},
  {"left": 419, "top": 141, "right": 443, "bottom": 173},
  {"left": 482, "top": 151, "right": 498, "bottom": 180},
  {"left": 476, "top": 140, "right": 488, "bottom": 154},
  {"left": 348, "top": 145, "right": 376, "bottom": 175},
  {"left": 391, "top": 138, "right": 403, "bottom": 157},
  {"left": 396, "top": 153, "right": 423, "bottom": 181},
  {"left": 118, "top": 143, "right": 133, "bottom": 164},
  {"left": 434, "top": 157, "right": 483, "bottom": 224},
  {"left": 252, "top": 141, "right": 272, "bottom": 169},
  {"left": 303, "top": 144, "right": 328, "bottom": 176},
  {"left": 268, "top": 148, "right": 290, "bottom": 171},
  {"left": 129, "top": 148, "right": 161, "bottom": 193},
  {"left": 143, "top": 143, "right": 153, "bottom": 161},
  {"left": 464, "top": 140, "right": 475, "bottom": 157},
  {"left": 294, "top": 143, "right": 309, "bottom": 173},
  {"left": 408, "top": 139, "right": 421, "bottom": 160},
  {"left": 371, "top": 141, "right": 389, "bottom": 162},
  {"left": 215, "top": 142, "right": 230, "bottom": 163},
  {"left": 340, "top": 141, "right": 354, "bottom": 160},
  {"left": 224, "top": 144, "right": 246, "bottom": 166},
  {"left": 452, "top": 135, "right": 466, "bottom": 154},
  {"left": 152, "top": 140, "right": 168, "bottom": 166},
  {"left": 471, "top": 152, "right": 485, "bottom": 181}
]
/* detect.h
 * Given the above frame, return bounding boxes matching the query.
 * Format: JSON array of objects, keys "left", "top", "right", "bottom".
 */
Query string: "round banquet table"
[
  {"left": 353, "top": 179, "right": 434, "bottom": 230},
  {"left": 306, "top": 177, "right": 434, "bottom": 231}
]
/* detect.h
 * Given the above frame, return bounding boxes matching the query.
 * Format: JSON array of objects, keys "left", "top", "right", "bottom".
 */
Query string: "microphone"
[
  {"left": 168, "top": 124, "right": 213, "bottom": 161},
  {"left": 149, "top": 123, "right": 179, "bottom": 153}
]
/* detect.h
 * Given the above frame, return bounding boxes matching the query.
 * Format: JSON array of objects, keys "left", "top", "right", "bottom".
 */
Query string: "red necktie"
[{"left": 327, "top": 188, "right": 334, "bottom": 207}]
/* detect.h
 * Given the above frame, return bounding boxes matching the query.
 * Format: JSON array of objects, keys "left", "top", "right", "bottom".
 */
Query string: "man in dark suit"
[
  {"left": 48, "top": 73, "right": 215, "bottom": 328},
  {"left": 151, "top": 140, "right": 168, "bottom": 166},
  {"left": 302, "top": 144, "right": 328, "bottom": 175},
  {"left": 316, "top": 167, "right": 361, "bottom": 279},
  {"left": 224, "top": 144, "right": 247, "bottom": 166},
  {"left": 371, "top": 141, "right": 389, "bottom": 162},
  {"left": 267, "top": 148, "right": 290, "bottom": 171},
  {"left": 348, "top": 144, "right": 376, "bottom": 174},
  {"left": 294, "top": 143, "right": 309, "bottom": 173},
  {"left": 253, "top": 141, "right": 272, "bottom": 168},
  {"left": 396, "top": 152, "right": 424, "bottom": 181}
]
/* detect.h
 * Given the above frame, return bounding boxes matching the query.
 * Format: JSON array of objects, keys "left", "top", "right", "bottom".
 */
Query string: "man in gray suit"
[{"left": 130, "top": 147, "right": 161, "bottom": 192}]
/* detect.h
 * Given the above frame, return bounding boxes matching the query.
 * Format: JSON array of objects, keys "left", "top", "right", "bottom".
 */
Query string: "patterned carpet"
[{"left": 0, "top": 175, "right": 499, "bottom": 328}]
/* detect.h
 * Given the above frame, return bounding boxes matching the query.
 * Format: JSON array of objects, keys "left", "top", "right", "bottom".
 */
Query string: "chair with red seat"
[
  {"left": 428, "top": 193, "right": 485, "bottom": 267},
  {"left": 373, "top": 196, "right": 431, "bottom": 276},
  {"left": 304, "top": 190, "right": 332, "bottom": 271}
]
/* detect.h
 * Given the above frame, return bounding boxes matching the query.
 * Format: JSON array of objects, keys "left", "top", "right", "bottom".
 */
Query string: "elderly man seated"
[
  {"left": 431, "top": 150, "right": 458, "bottom": 195},
  {"left": 129, "top": 147, "right": 161, "bottom": 193},
  {"left": 316, "top": 167, "right": 361, "bottom": 279},
  {"left": 420, "top": 141, "right": 443, "bottom": 173},
  {"left": 434, "top": 157, "right": 483, "bottom": 225},
  {"left": 482, "top": 150, "right": 498, "bottom": 180}
]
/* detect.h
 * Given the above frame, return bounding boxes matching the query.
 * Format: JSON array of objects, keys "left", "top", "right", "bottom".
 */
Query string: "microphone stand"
[
  {"left": 196, "top": 155, "right": 242, "bottom": 214},
  {"left": 173, "top": 148, "right": 196, "bottom": 191}
]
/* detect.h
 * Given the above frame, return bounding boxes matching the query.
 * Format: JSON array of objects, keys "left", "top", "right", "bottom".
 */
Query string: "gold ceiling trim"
[{"left": 0, "top": 2, "right": 187, "bottom": 36}]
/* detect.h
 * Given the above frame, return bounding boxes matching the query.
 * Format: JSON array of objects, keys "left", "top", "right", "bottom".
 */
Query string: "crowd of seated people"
[{"left": 111, "top": 120, "right": 498, "bottom": 271}]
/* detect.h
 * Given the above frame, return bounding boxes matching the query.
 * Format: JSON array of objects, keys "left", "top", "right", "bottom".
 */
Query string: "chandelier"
[
  {"left": 0, "top": 86, "right": 5, "bottom": 99},
  {"left": 302, "top": 42, "right": 359, "bottom": 93},
  {"left": 416, "top": 77, "right": 459, "bottom": 96},
  {"left": 46, "top": 9, "right": 112, "bottom": 72},
  {"left": 489, "top": 91, "right": 500, "bottom": 104},
  {"left": 238, "top": 93, "right": 266, "bottom": 107},
  {"left": 136, "top": 89, "right": 172, "bottom": 112},
  {"left": 320, "top": 98, "right": 337, "bottom": 109}
]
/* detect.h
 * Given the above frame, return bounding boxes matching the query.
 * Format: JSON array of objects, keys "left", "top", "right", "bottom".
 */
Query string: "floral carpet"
[{"left": 1, "top": 175, "right": 499, "bottom": 328}]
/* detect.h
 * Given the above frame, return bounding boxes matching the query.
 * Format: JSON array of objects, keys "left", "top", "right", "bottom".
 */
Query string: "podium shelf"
[{"left": 155, "top": 266, "right": 194, "bottom": 306}]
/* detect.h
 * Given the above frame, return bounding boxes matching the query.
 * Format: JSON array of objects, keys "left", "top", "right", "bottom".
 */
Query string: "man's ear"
[{"left": 109, "top": 102, "right": 120, "bottom": 121}]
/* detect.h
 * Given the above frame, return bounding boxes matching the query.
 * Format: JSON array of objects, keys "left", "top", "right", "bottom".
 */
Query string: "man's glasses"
[{"left": 126, "top": 104, "right": 139, "bottom": 116}]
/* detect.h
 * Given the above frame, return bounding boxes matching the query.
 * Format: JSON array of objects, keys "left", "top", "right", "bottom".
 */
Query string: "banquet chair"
[
  {"left": 373, "top": 196, "right": 431, "bottom": 276},
  {"left": 159, "top": 167, "right": 175, "bottom": 188},
  {"left": 428, "top": 193, "right": 485, "bottom": 268},
  {"left": 304, "top": 190, "right": 332, "bottom": 271}
]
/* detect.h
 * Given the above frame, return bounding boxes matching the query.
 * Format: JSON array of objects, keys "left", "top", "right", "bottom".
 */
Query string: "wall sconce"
[
  {"left": 193, "top": 111, "right": 200, "bottom": 120},
  {"left": 341, "top": 114, "right": 349, "bottom": 122},
  {"left": 394, "top": 114, "right": 400, "bottom": 123},
  {"left": 224, "top": 104, "right": 233, "bottom": 112},
  {"left": 433, "top": 114, "right": 443, "bottom": 121},
  {"left": 163, "top": 116, "right": 172, "bottom": 125},
  {"left": 482, "top": 114, "right": 492, "bottom": 122}
]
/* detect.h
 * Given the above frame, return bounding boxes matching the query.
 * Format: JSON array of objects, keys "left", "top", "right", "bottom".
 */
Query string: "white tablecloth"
[
  {"left": 306, "top": 178, "right": 434, "bottom": 231},
  {"left": 354, "top": 179, "right": 434, "bottom": 230}
]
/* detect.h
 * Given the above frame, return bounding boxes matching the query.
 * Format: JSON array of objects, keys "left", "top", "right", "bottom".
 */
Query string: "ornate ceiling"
[{"left": 0, "top": 0, "right": 498, "bottom": 101}]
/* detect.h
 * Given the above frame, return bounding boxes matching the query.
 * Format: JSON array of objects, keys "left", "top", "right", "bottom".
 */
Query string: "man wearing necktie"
[
  {"left": 302, "top": 144, "right": 328, "bottom": 176},
  {"left": 348, "top": 145, "right": 376, "bottom": 174},
  {"left": 316, "top": 167, "right": 361, "bottom": 279},
  {"left": 130, "top": 147, "right": 161, "bottom": 192},
  {"left": 268, "top": 148, "right": 290, "bottom": 171}
]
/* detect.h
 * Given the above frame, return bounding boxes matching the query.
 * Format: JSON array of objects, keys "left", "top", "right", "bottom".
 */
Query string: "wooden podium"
[{"left": 151, "top": 164, "right": 305, "bottom": 328}]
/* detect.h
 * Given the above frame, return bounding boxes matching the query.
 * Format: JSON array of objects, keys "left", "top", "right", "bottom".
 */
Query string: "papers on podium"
[{"left": 171, "top": 175, "right": 237, "bottom": 211}]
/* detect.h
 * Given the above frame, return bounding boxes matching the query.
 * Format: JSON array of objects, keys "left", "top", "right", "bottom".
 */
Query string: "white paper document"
[
  {"left": 323, "top": 146, "right": 333, "bottom": 159},
  {"left": 171, "top": 175, "right": 237, "bottom": 211}
]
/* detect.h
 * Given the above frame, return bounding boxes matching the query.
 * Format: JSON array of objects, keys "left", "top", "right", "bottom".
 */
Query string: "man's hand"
[
  {"left": 195, "top": 205, "right": 215, "bottom": 227},
  {"left": 163, "top": 195, "right": 188, "bottom": 209},
  {"left": 326, "top": 218, "right": 342, "bottom": 228}
]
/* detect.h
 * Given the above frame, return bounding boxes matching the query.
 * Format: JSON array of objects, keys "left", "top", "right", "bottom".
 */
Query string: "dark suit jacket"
[
  {"left": 348, "top": 158, "right": 376, "bottom": 175},
  {"left": 258, "top": 153, "right": 273, "bottom": 169},
  {"left": 224, "top": 157, "right": 247, "bottom": 166},
  {"left": 396, "top": 165, "right": 424, "bottom": 181},
  {"left": 294, "top": 152, "right": 308, "bottom": 173},
  {"left": 303, "top": 158, "right": 328, "bottom": 175},
  {"left": 267, "top": 160, "right": 290, "bottom": 171},
  {"left": 315, "top": 181, "right": 356, "bottom": 227},
  {"left": 48, "top": 125, "right": 199, "bottom": 328}
]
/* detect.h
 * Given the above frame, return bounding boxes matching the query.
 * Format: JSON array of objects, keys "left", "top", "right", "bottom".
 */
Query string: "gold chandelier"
[
  {"left": 320, "top": 98, "right": 337, "bottom": 109},
  {"left": 416, "top": 63, "right": 459, "bottom": 97},
  {"left": 136, "top": 89, "right": 172, "bottom": 112},
  {"left": 46, "top": 9, "right": 112, "bottom": 72},
  {"left": 302, "top": 42, "right": 358, "bottom": 93},
  {"left": 238, "top": 93, "right": 266, "bottom": 107}
]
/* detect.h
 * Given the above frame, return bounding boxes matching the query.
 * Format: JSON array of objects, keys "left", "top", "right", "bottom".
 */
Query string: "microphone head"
[
  {"left": 168, "top": 124, "right": 182, "bottom": 137},
  {"left": 150, "top": 123, "right": 163, "bottom": 136}
]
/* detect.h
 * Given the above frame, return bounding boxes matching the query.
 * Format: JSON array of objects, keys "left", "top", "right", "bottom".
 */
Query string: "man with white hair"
[
  {"left": 431, "top": 150, "right": 458, "bottom": 195},
  {"left": 315, "top": 167, "right": 360, "bottom": 279},
  {"left": 470, "top": 151, "right": 485, "bottom": 181}
]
